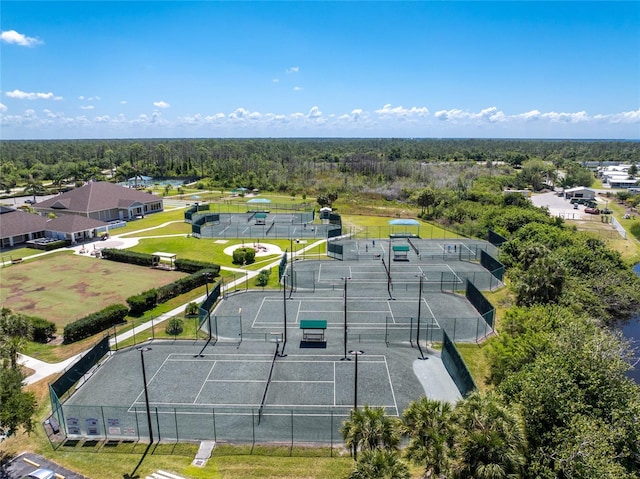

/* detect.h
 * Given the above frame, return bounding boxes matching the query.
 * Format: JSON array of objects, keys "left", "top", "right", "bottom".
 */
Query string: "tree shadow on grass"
[{"left": 123, "top": 442, "right": 154, "bottom": 479}]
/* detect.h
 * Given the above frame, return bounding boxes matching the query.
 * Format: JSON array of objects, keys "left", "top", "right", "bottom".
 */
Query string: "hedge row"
[
  {"left": 63, "top": 304, "right": 129, "bottom": 344},
  {"left": 127, "top": 289, "right": 157, "bottom": 316},
  {"left": 101, "top": 249, "right": 220, "bottom": 275},
  {"left": 127, "top": 268, "right": 218, "bottom": 317},
  {"left": 174, "top": 258, "right": 220, "bottom": 275},
  {"left": 101, "top": 248, "right": 153, "bottom": 266}
]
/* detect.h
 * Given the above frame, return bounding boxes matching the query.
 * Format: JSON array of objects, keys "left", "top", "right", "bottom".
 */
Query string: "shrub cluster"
[
  {"left": 165, "top": 318, "right": 184, "bottom": 336},
  {"left": 127, "top": 269, "right": 218, "bottom": 317},
  {"left": 232, "top": 247, "right": 256, "bottom": 265},
  {"left": 26, "top": 315, "right": 57, "bottom": 343},
  {"left": 255, "top": 269, "right": 271, "bottom": 287},
  {"left": 63, "top": 304, "right": 128, "bottom": 344}
]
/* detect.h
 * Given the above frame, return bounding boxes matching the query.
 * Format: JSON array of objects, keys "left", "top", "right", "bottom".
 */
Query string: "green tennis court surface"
[{"left": 59, "top": 241, "right": 498, "bottom": 444}]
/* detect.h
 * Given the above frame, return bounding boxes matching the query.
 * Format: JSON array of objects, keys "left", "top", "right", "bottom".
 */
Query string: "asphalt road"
[{"left": 0, "top": 453, "right": 89, "bottom": 479}]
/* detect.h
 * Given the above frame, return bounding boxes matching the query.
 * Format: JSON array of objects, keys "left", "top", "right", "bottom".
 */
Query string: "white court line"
[
  {"left": 387, "top": 301, "right": 395, "bottom": 324},
  {"left": 295, "top": 300, "right": 302, "bottom": 325},
  {"left": 253, "top": 296, "right": 270, "bottom": 328},
  {"left": 130, "top": 353, "right": 173, "bottom": 412},
  {"left": 384, "top": 357, "right": 399, "bottom": 416},
  {"left": 194, "top": 360, "right": 218, "bottom": 404}
]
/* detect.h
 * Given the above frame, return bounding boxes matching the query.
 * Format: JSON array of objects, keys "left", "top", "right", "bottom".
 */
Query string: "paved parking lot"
[
  {"left": 531, "top": 191, "right": 586, "bottom": 219},
  {"left": 1, "top": 453, "right": 89, "bottom": 479}
]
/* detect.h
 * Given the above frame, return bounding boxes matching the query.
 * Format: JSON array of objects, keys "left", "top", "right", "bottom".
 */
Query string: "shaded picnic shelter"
[{"left": 388, "top": 218, "right": 420, "bottom": 238}]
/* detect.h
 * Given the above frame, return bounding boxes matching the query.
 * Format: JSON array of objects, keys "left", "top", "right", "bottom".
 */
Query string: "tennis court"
[
  {"left": 193, "top": 212, "right": 342, "bottom": 240},
  {"left": 61, "top": 339, "right": 439, "bottom": 444},
  {"left": 58, "top": 241, "right": 498, "bottom": 445}
]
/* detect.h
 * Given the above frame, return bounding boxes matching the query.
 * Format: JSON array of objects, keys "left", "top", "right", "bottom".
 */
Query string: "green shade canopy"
[
  {"left": 299, "top": 319, "right": 327, "bottom": 329},
  {"left": 388, "top": 219, "right": 420, "bottom": 225}
]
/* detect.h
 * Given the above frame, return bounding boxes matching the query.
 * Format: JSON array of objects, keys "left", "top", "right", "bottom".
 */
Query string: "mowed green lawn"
[{"left": 0, "top": 252, "right": 185, "bottom": 327}]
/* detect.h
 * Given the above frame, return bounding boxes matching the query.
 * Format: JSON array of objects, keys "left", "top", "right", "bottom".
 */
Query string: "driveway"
[{"left": 1, "top": 453, "right": 89, "bottom": 479}]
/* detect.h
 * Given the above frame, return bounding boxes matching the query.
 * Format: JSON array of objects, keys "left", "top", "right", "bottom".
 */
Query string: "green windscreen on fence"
[
  {"left": 465, "top": 280, "right": 496, "bottom": 329},
  {"left": 480, "top": 250, "right": 505, "bottom": 282},
  {"left": 50, "top": 336, "right": 110, "bottom": 400},
  {"left": 327, "top": 242, "right": 343, "bottom": 259},
  {"left": 441, "top": 331, "right": 477, "bottom": 397},
  {"left": 199, "top": 281, "right": 222, "bottom": 328},
  {"left": 278, "top": 250, "right": 288, "bottom": 280},
  {"left": 488, "top": 229, "right": 508, "bottom": 247}
]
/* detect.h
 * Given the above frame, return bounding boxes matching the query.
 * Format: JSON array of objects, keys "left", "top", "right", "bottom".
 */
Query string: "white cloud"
[
  {"left": 79, "top": 95, "right": 100, "bottom": 101},
  {"left": 435, "top": 106, "right": 505, "bottom": 123},
  {"left": 375, "top": 104, "right": 429, "bottom": 117},
  {"left": 153, "top": 101, "right": 170, "bottom": 109},
  {"left": 120, "top": 100, "right": 128, "bottom": 105},
  {"left": 293, "top": 86, "right": 303, "bottom": 91},
  {"left": 272, "top": 78, "right": 280, "bottom": 83},
  {"left": 5, "top": 89, "right": 62, "bottom": 100},
  {"left": 593, "top": 109, "right": 640, "bottom": 124},
  {"left": 286, "top": 66, "right": 299, "bottom": 73},
  {"left": 2, "top": 104, "right": 638, "bottom": 139},
  {"left": 1, "top": 30, "right": 42, "bottom": 47},
  {"left": 307, "top": 106, "right": 322, "bottom": 118},
  {"left": 80, "top": 105, "right": 95, "bottom": 110}
]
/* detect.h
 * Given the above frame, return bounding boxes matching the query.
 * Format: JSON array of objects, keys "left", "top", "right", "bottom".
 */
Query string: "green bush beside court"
[{"left": 63, "top": 304, "right": 129, "bottom": 344}]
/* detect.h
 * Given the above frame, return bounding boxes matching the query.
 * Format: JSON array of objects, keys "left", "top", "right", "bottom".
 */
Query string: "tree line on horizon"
[{"left": 1, "top": 138, "right": 639, "bottom": 197}]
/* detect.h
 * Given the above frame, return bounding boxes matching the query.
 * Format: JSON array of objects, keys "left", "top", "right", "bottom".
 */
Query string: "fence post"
[
  {"left": 174, "top": 408, "right": 179, "bottom": 442},
  {"left": 155, "top": 407, "right": 160, "bottom": 442},
  {"left": 330, "top": 410, "right": 334, "bottom": 457},
  {"left": 212, "top": 408, "right": 217, "bottom": 442},
  {"left": 100, "top": 406, "right": 107, "bottom": 440},
  {"left": 290, "top": 410, "right": 294, "bottom": 455}
]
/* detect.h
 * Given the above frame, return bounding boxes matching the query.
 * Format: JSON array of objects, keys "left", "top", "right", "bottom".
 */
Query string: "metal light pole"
[
  {"left": 349, "top": 349, "right": 364, "bottom": 461},
  {"left": 341, "top": 277, "right": 351, "bottom": 360},
  {"left": 280, "top": 274, "right": 288, "bottom": 357},
  {"left": 203, "top": 272, "right": 212, "bottom": 298},
  {"left": 138, "top": 347, "right": 153, "bottom": 444},
  {"left": 349, "top": 350, "right": 364, "bottom": 410},
  {"left": 416, "top": 274, "right": 427, "bottom": 360}
]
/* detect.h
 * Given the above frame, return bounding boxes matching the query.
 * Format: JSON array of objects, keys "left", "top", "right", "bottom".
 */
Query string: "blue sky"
[{"left": 1, "top": 1, "right": 639, "bottom": 139}]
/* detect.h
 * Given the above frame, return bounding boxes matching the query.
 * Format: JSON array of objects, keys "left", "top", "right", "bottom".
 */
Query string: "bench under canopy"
[{"left": 299, "top": 319, "right": 327, "bottom": 342}]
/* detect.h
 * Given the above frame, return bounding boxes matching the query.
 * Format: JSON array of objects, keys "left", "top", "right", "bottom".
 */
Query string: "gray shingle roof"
[
  {"left": 46, "top": 215, "right": 108, "bottom": 234},
  {"left": 33, "top": 181, "right": 159, "bottom": 213},
  {"left": 0, "top": 208, "right": 48, "bottom": 239}
]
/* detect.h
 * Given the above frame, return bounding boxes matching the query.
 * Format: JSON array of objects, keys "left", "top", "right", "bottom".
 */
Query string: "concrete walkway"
[{"left": 18, "top": 236, "right": 326, "bottom": 385}]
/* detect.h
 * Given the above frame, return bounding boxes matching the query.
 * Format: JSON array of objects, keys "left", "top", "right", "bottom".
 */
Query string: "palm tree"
[
  {"left": 0, "top": 308, "right": 32, "bottom": 369},
  {"left": 449, "top": 391, "right": 527, "bottom": 479},
  {"left": 341, "top": 405, "right": 401, "bottom": 460},
  {"left": 349, "top": 449, "right": 411, "bottom": 479},
  {"left": 402, "top": 397, "right": 455, "bottom": 479},
  {"left": 23, "top": 174, "right": 43, "bottom": 204}
]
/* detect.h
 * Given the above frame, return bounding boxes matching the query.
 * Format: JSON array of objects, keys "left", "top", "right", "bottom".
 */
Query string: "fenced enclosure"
[
  {"left": 188, "top": 211, "right": 341, "bottom": 239},
  {"left": 49, "top": 240, "right": 500, "bottom": 449}
]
